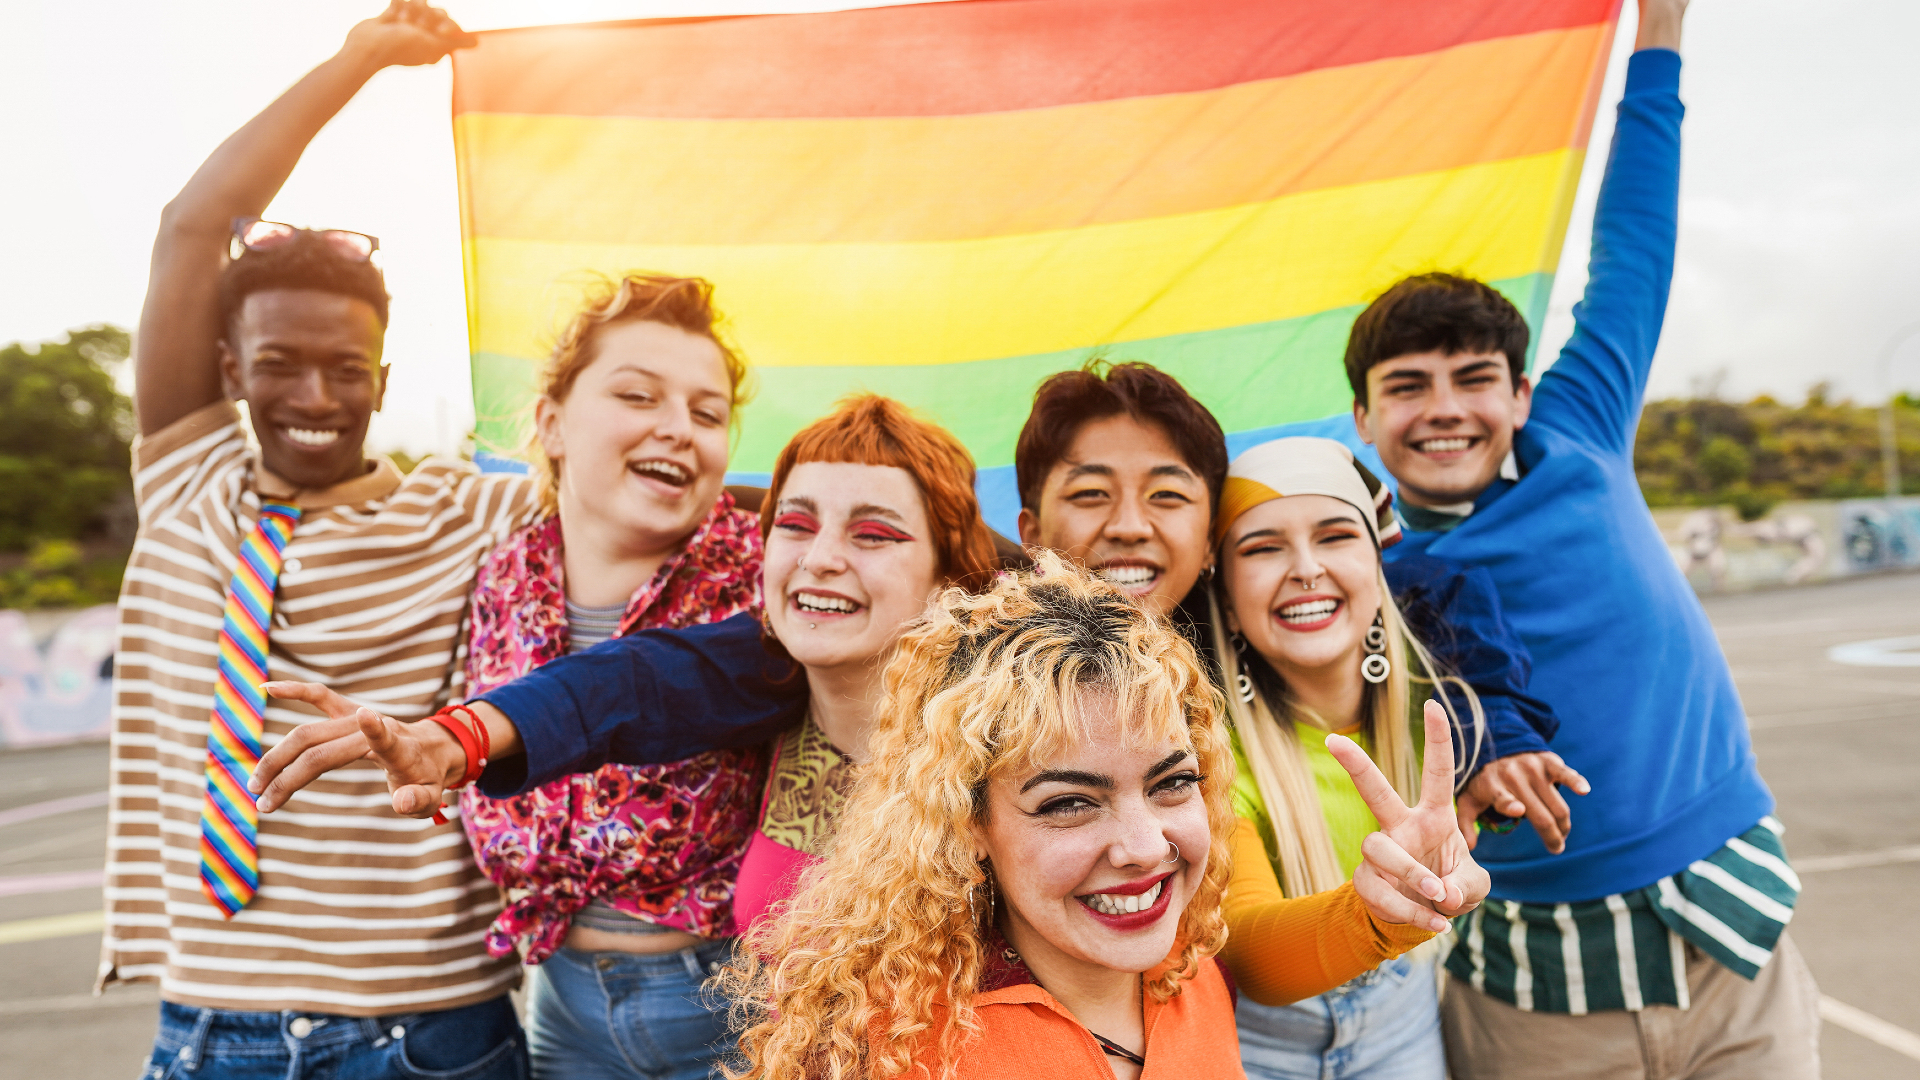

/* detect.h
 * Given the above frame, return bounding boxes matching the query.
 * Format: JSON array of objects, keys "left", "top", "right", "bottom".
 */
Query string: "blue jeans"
[
  {"left": 138, "top": 994, "right": 526, "bottom": 1080},
  {"left": 525, "top": 940, "right": 737, "bottom": 1080},
  {"left": 1238, "top": 957, "right": 1445, "bottom": 1080}
]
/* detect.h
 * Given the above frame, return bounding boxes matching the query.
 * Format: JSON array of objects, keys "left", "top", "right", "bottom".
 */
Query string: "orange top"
[
  {"left": 911, "top": 952, "right": 1244, "bottom": 1080},
  {"left": 1219, "top": 816, "right": 1436, "bottom": 1006}
]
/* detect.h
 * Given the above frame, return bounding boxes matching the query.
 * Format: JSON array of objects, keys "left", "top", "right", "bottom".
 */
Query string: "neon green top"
[{"left": 1231, "top": 721, "right": 1385, "bottom": 885}]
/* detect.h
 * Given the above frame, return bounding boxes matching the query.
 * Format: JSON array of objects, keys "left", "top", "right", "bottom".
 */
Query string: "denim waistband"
[
  {"left": 554, "top": 936, "right": 737, "bottom": 981},
  {"left": 156, "top": 993, "right": 516, "bottom": 1056},
  {"left": 1326, "top": 955, "right": 1420, "bottom": 996}
]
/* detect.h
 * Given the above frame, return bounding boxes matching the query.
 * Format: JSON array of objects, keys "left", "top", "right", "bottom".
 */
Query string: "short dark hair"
[
  {"left": 217, "top": 232, "right": 391, "bottom": 342},
  {"left": 1015, "top": 360, "right": 1228, "bottom": 513},
  {"left": 1344, "top": 273, "right": 1529, "bottom": 404}
]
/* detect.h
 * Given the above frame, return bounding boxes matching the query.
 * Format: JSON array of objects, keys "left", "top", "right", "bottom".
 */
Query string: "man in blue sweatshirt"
[{"left": 1351, "top": 1, "right": 1821, "bottom": 1075}]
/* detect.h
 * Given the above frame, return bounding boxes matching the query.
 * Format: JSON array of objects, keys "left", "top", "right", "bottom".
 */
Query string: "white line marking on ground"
[
  {"left": 1829, "top": 635, "right": 1920, "bottom": 668},
  {"left": 1796, "top": 845, "right": 1920, "bottom": 873},
  {"left": 0, "top": 790, "right": 109, "bottom": 829},
  {"left": 0, "top": 909, "right": 104, "bottom": 946},
  {"left": 1821, "top": 996, "right": 1920, "bottom": 1062},
  {"left": 0, "top": 870, "right": 103, "bottom": 897}
]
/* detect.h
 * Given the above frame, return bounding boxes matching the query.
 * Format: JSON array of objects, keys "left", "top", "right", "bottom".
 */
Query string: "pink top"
[
  {"left": 457, "top": 496, "right": 767, "bottom": 962},
  {"left": 731, "top": 717, "right": 856, "bottom": 932}
]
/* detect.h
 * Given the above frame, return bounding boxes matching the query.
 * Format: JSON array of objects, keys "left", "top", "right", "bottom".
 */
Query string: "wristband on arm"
[{"left": 421, "top": 704, "right": 491, "bottom": 825}]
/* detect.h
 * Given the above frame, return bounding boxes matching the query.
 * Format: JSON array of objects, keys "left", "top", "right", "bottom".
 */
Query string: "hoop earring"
[
  {"left": 1230, "top": 633, "right": 1256, "bottom": 704},
  {"left": 1163, "top": 841, "right": 1180, "bottom": 864},
  {"left": 1361, "top": 610, "right": 1391, "bottom": 684}
]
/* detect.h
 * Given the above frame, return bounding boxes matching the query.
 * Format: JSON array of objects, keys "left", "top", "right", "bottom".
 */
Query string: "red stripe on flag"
[{"left": 453, "top": 0, "right": 1615, "bottom": 120}]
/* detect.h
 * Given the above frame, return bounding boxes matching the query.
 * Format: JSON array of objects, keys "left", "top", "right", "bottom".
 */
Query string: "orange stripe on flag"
[{"left": 457, "top": 26, "right": 1607, "bottom": 246}]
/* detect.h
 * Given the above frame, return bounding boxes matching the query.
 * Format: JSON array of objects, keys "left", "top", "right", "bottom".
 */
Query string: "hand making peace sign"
[{"left": 1334, "top": 699, "right": 1489, "bottom": 930}]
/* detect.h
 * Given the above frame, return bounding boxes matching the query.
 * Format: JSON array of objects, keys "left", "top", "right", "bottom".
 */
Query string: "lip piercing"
[{"left": 1163, "top": 841, "right": 1180, "bottom": 864}]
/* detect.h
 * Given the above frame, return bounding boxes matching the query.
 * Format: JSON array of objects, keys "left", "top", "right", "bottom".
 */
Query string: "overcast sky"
[{"left": 4, "top": 0, "right": 1918, "bottom": 457}]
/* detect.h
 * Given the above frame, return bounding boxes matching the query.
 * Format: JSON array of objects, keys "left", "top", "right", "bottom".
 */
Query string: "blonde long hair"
[
  {"left": 721, "top": 553, "right": 1236, "bottom": 1080},
  {"left": 1208, "top": 570, "right": 1485, "bottom": 897}
]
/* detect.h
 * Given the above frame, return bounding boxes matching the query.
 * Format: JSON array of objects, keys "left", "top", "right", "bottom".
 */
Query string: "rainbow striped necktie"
[{"left": 199, "top": 500, "right": 301, "bottom": 919}]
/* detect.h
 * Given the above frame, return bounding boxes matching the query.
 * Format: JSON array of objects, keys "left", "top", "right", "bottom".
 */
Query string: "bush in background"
[
  {"left": 1635, "top": 385, "right": 1920, "bottom": 520},
  {"left": 0, "top": 326, "right": 135, "bottom": 606}
]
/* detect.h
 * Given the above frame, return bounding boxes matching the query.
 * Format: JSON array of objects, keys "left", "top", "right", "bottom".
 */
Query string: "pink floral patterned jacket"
[{"left": 457, "top": 494, "right": 767, "bottom": 962}]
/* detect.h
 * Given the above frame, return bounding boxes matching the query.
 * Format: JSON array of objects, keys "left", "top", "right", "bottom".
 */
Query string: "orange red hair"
[{"left": 761, "top": 394, "right": 998, "bottom": 593}]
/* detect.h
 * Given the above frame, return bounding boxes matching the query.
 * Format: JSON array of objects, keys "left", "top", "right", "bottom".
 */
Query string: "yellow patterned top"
[{"left": 758, "top": 718, "right": 857, "bottom": 857}]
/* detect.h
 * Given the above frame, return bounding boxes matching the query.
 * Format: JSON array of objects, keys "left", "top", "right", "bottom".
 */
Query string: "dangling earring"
[
  {"left": 968, "top": 864, "right": 996, "bottom": 926},
  {"left": 1361, "top": 610, "right": 1391, "bottom": 684},
  {"left": 1230, "top": 632, "right": 1256, "bottom": 703}
]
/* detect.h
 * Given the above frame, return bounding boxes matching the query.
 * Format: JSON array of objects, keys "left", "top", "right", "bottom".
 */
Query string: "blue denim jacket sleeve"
[
  {"left": 1386, "top": 553, "right": 1558, "bottom": 774},
  {"left": 474, "top": 611, "right": 806, "bottom": 797}
]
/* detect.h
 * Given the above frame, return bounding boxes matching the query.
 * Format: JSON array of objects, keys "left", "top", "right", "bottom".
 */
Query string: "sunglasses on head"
[{"left": 230, "top": 218, "right": 380, "bottom": 263}]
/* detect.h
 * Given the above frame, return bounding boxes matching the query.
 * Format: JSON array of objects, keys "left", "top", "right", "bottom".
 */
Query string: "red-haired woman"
[
  {"left": 254, "top": 393, "right": 999, "bottom": 930},
  {"left": 452, "top": 273, "right": 762, "bottom": 1080}
]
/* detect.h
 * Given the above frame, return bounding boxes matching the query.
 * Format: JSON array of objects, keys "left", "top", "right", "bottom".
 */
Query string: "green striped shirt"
[{"left": 1447, "top": 817, "right": 1799, "bottom": 1013}]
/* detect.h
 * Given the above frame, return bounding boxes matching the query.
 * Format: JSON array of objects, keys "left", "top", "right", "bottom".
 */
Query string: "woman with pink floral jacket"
[{"left": 457, "top": 273, "right": 761, "bottom": 1080}]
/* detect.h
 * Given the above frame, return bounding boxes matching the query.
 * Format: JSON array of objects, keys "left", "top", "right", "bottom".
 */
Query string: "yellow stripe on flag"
[{"left": 467, "top": 149, "right": 1580, "bottom": 369}]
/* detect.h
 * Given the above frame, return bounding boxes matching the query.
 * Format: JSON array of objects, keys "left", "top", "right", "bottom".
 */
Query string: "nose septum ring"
[{"left": 1163, "top": 841, "right": 1180, "bottom": 864}]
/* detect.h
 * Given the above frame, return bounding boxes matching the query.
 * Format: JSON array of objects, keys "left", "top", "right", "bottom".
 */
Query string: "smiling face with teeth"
[
  {"left": 534, "top": 320, "right": 733, "bottom": 574},
  {"left": 764, "top": 461, "right": 943, "bottom": 679},
  {"left": 1221, "top": 493, "right": 1385, "bottom": 692},
  {"left": 219, "top": 289, "right": 388, "bottom": 489},
  {"left": 1354, "top": 349, "right": 1533, "bottom": 510},
  {"left": 1017, "top": 415, "right": 1212, "bottom": 618},
  {"left": 972, "top": 702, "right": 1211, "bottom": 985}
]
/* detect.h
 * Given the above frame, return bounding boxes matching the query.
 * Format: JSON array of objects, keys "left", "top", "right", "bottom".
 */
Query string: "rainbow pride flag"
[{"left": 452, "top": 0, "right": 1621, "bottom": 532}]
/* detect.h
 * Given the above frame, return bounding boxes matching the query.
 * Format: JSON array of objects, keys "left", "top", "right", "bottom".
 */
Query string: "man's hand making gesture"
[{"left": 1457, "top": 750, "right": 1590, "bottom": 854}]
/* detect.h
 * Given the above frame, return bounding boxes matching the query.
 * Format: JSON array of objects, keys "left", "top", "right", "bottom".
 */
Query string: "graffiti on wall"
[
  {"left": 1656, "top": 497, "right": 1920, "bottom": 594},
  {"left": 0, "top": 605, "right": 116, "bottom": 747}
]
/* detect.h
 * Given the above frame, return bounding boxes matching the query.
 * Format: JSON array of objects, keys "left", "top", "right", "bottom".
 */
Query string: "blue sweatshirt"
[
  {"left": 475, "top": 560, "right": 1556, "bottom": 799},
  {"left": 1386, "top": 50, "right": 1774, "bottom": 903}
]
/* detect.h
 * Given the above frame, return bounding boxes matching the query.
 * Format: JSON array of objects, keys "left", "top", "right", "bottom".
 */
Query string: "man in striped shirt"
[
  {"left": 103, "top": 6, "right": 540, "bottom": 1078},
  {"left": 1353, "top": 1, "right": 1822, "bottom": 1076}
]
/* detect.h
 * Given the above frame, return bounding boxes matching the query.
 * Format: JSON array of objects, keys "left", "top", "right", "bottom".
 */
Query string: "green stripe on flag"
[{"left": 471, "top": 273, "right": 1551, "bottom": 469}]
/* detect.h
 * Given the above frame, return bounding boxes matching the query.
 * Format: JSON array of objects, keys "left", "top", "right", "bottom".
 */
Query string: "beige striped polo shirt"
[{"left": 99, "top": 401, "right": 538, "bottom": 1016}]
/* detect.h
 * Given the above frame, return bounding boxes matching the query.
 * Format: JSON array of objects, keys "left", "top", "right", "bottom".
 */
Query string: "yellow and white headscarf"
[{"left": 1214, "top": 436, "right": 1401, "bottom": 549}]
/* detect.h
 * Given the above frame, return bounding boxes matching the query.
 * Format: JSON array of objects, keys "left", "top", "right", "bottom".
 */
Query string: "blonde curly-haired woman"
[{"left": 727, "top": 555, "right": 1487, "bottom": 1080}]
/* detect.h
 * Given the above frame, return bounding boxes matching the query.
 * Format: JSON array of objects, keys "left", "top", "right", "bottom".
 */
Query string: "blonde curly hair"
[{"left": 719, "top": 552, "right": 1236, "bottom": 1080}]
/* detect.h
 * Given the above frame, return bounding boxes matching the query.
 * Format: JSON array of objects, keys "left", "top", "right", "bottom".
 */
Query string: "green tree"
[
  {"left": 1635, "top": 385, "right": 1919, "bottom": 510},
  {"left": 1698, "top": 435, "right": 1752, "bottom": 488},
  {"left": 0, "top": 325, "right": 135, "bottom": 550}
]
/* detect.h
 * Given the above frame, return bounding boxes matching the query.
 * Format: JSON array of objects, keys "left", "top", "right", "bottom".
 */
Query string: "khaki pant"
[{"left": 1441, "top": 932, "right": 1821, "bottom": 1080}]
